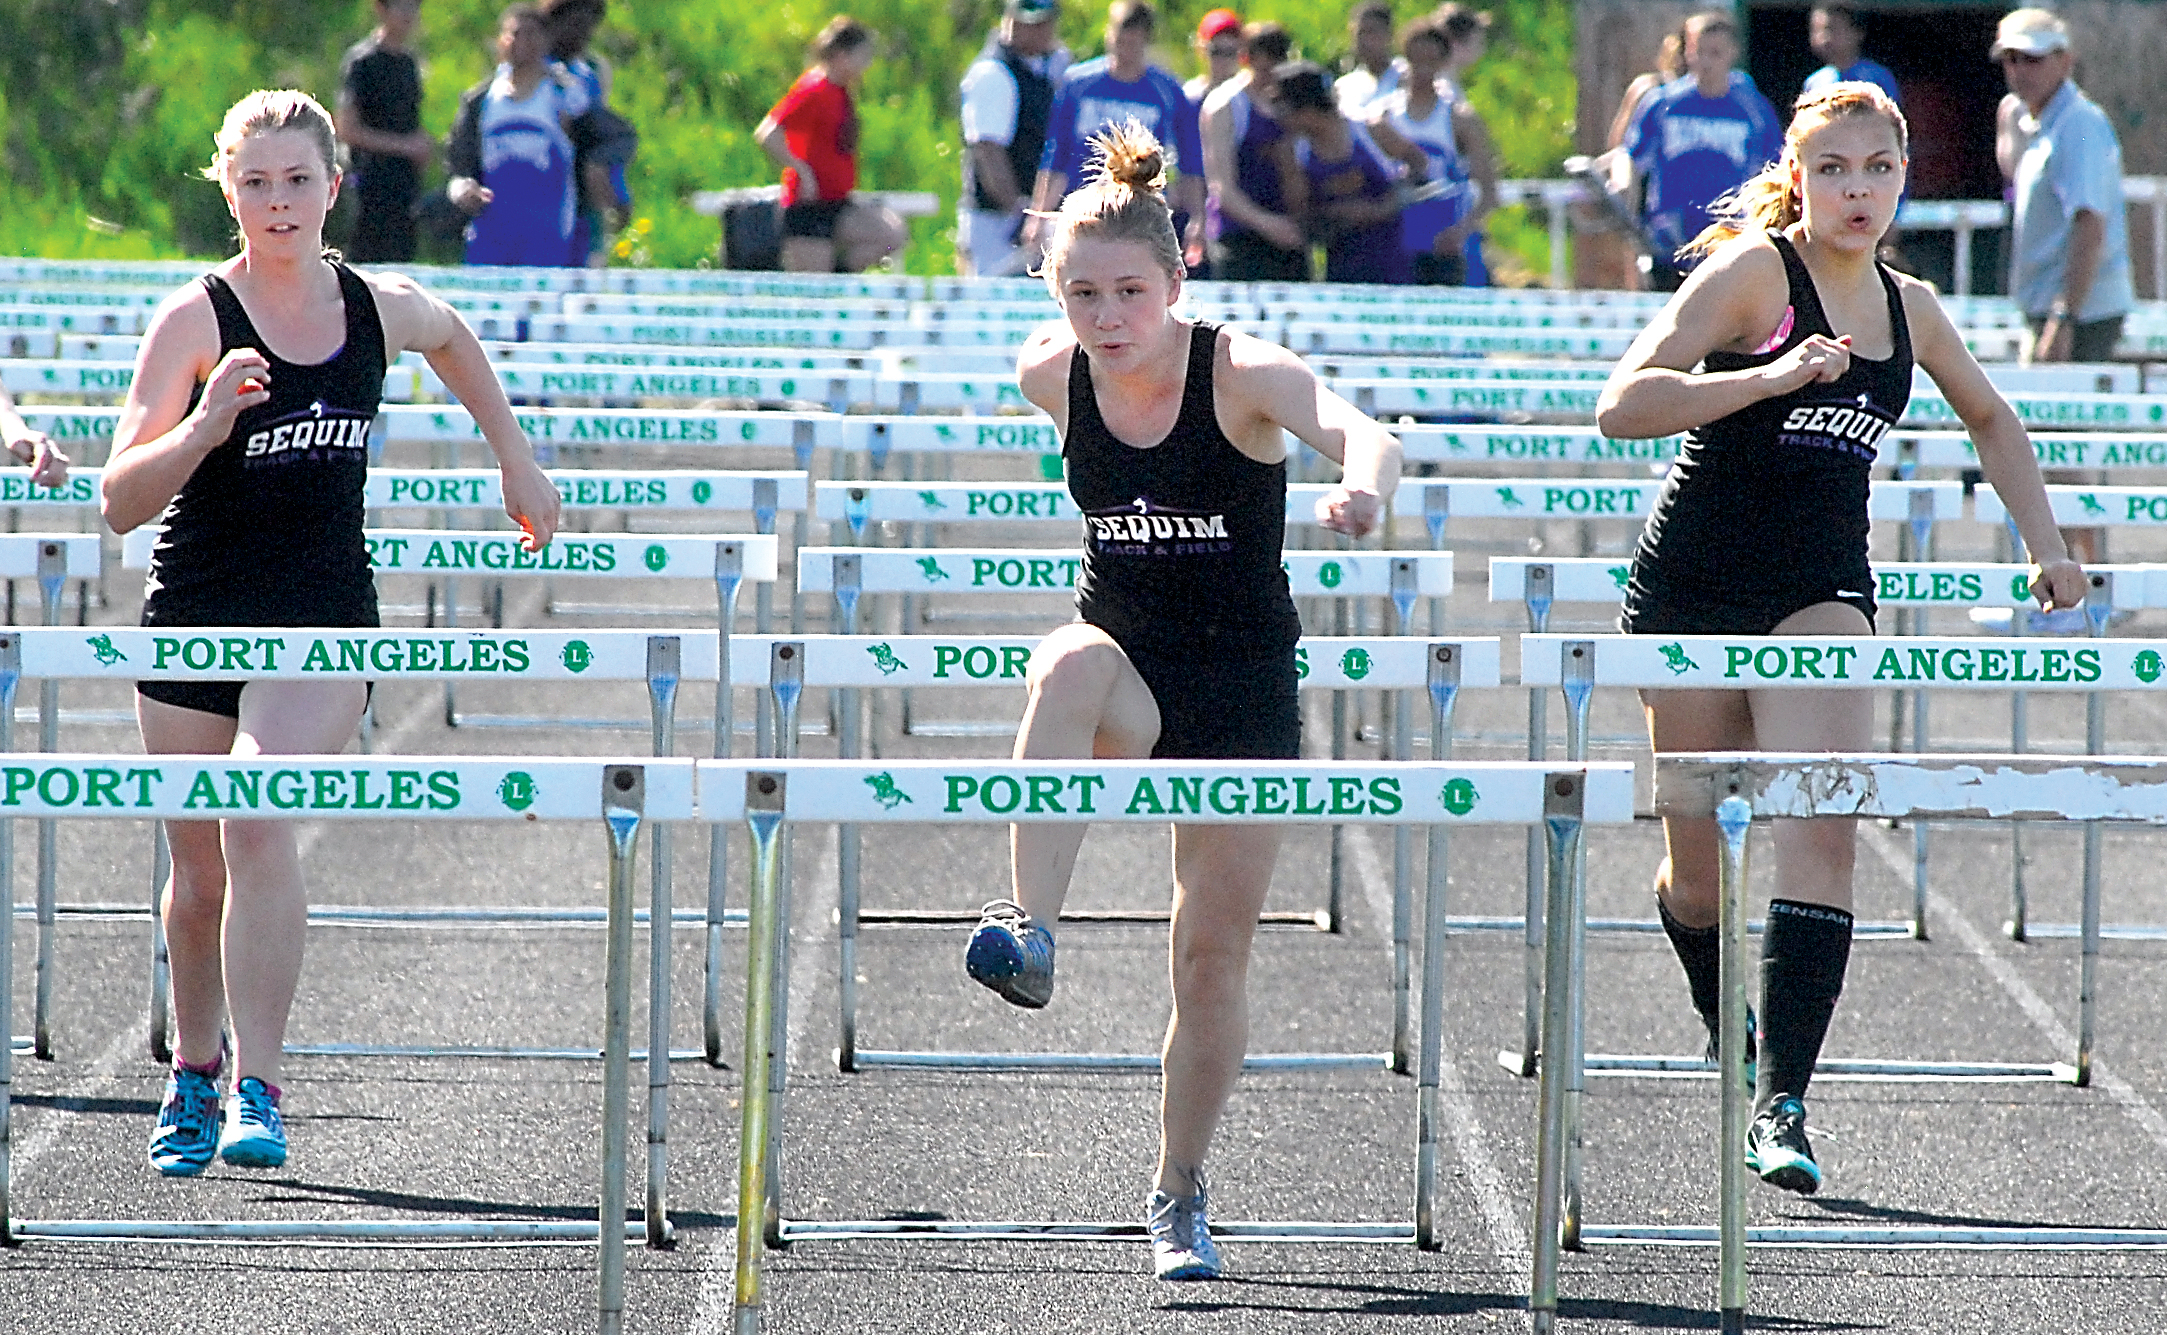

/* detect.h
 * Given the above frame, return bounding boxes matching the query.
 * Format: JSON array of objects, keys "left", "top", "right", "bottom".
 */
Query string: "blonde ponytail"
[
  {"left": 1680, "top": 80, "right": 1908, "bottom": 260},
  {"left": 1038, "top": 120, "right": 1184, "bottom": 289}
]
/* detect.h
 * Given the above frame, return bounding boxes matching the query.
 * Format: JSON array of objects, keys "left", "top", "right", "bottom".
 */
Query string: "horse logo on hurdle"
[
  {"left": 1608, "top": 566, "right": 1630, "bottom": 590},
  {"left": 864, "top": 772, "right": 913, "bottom": 809},
  {"left": 86, "top": 633, "right": 127, "bottom": 667},
  {"left": 917, "top": 491, "right": 948, "bottom": 511},
  {"left": 2079, "top": 494, "right": 2108, "bottom": 516},
  {"left": 1658, "top": 642, "right": 1700, "bottom": 674},
  {"left": 866, "top": 643, "right": 908, "bottom": 675},
  {"left": 1497, "top": 487, "right": 1526, "bottom": 509},
  {"left": 916, "top": 557, "right": 950, "bottom": 582}
]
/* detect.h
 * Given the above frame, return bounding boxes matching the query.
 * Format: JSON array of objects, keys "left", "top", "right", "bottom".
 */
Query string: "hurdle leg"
[
  {"left": 1510, "top": 585, "right": 1554, "bottom": 1078},
  {"left": 762, "top": 648, "right": 804, "bottom": 1247},
  {"left": 1558, "top": 646, "right": 1593, "bottom": 1248},
  {"left": 1327, "top": 585, "right": 1350, "bottom": 934},
  {"left": 598, "top": 767, "right": 647, "bottom": 1335},
  {"left": 836, "top": 677, "right": 862, "bottom": 1071},
  {"left": 1911, "top": 680, "right": 1930, "bottom": 940},
  {"left": 443, "top": 574, "right": 461, "bottom": 727},
  {"left": 1715, "top": 792, "right": 1753, "bottom": 1335},
  {"left": 32, "top": 555, "right": 60, "bottom": 1060},
  {"left": 734, "top": 776, "right": 788, "bottom": 1335},
  {"left": 1390, "top": 673, "right": 1414, "bottom": 1074},
  {"left": 704, "top": 549, "right": 745, "bottom": 1067},
  {"left": 2007, "top": 607, "right": 2030, "bottom": 940},
  {"left": 0, "top": 720, "right": 12, "bottom": 1242},
  {"left": 2077, "top": 642, "right": 2107, "bottom": 1085},
  {"left": 646, "top": 640, "right": 681, "bottom": 1249},
  {"left": 1414, "top": 648, "right": 1461, "bottom": 1251},
  {"left": 148, "top": 823, "right": 172, "bottom": 1065},
  {"left": 1529, "top": 771, "right": 1587, "bottom": 1334}
]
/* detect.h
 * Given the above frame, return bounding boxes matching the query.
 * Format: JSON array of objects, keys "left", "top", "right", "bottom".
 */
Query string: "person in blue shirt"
[
  {"left": 1802, "top": 5, "right": 1900, "bottom": 104},
  {"left": 447, "top": 4, "right": 592, "bottom": 267},
  {"left": 1623, "top": 11, "right": 1782, "bottom": 291},
  {"left": 1024, "top": 1, "right": 1206, "bottom": 267}
]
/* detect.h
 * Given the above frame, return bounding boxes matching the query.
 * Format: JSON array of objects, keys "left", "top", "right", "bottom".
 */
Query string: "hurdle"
[
  {"left": 751, "top": 635, "right": 1499, "bottom": 1072},
  {"left": 715, "top": 758, "right": 1638, "bottom": 1333},
  {"left": 1557, "top": 753, "right": 2167, "bottom": 1335},
  {"left": 0, "top": 755, "right": 697, "bottom": 1334}
]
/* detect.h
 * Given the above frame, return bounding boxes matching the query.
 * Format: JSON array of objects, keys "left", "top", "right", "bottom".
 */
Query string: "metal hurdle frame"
[
  {"left": 0, "top": 756, "right": 699, "bottom": 1335},
  {"left": 1540, "top": 753, "right": 2167, "bottom": 1335},
  {"left": 717, "top": 758, "right": 1638, "bottom": 1334},
  {"left": 751, "top": 634, "right": 1501, "bottom": 1073}
]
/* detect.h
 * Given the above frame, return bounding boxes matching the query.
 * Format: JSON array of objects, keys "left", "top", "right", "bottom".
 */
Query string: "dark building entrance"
[{"left": 1745, "top": 3, "right": 2009, "bottom": 293}]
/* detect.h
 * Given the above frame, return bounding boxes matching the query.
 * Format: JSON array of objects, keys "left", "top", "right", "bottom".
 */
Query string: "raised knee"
[{"left": 1027, "top": 637, "right": 1124, "bottom": 701}]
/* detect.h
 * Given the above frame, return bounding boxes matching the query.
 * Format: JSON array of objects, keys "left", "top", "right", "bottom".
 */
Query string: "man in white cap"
[
  {"left": 1997, "top": 7, "right": 2132, "bottom": 366},
  {"left": 1996, "top": 6, "right": 2132, "bottom": 592},
  {"left": 959, "top": 0, "right": 1071, "bottom": 276}
]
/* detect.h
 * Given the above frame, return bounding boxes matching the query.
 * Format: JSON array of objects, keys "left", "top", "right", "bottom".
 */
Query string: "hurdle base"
[
  {"left": 902, "top": 720, "right": 1021, "bottom": 738},
  {"left": 852, "top": 1049, "right": 1394, "bottom": 1072},
  {"left": 16, "top": 903, "right": 747, "bottom": 927},
  {"left": 1581, "top": 1225, "right": 2167, "bottom": 1249},
  {"left": 856, "top": 907, "right": 1331, "bottom": 930},
  {"left": 8, "top": 1218, "right": 667, "bottom": 1245},
  {"left": 283, "top": 1043, "right": 708, "bottom": 1062},
  {"left": 1497, "top": 1050, "right": 2078, "bottom": 1083},
  {"left": 777, "top": 1218, "right": 1414, "bottom": 1244},
  {"left": 1446, "top": 915, "right": 1914, "bottom": 938},
  {"left": 2011, "top": 921, "right": 2167, "bottom": 941}
]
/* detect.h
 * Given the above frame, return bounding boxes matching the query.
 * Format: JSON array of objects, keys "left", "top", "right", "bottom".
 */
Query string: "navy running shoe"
[
  {"left": 1745, "top": 1095, "right": 1821, "bottom": 1195},
  {"left": 964, "top": 899, "right": 1055, "bottom": 1009},
  {"left": 148, "top": 1060, "right": 223, "bottom": 1177},
  {"left": 1146, "top": 1177, "right": 1223, "bottom": 1281},
  {"left": 218, "top": 1076, "right": 288, "bottom": 1168}
]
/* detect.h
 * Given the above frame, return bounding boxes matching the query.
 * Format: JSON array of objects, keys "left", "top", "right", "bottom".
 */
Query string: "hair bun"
[{"left": 1085, "top": 120, "right": 1168, "bottom": 196}]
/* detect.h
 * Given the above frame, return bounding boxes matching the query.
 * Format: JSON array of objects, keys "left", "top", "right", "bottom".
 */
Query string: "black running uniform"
[
  {"left": 1621, "top": 234, "right": 1912, "bottom": 636},
  {"left": 1066, "top": 321, "right": 1303, "bottom": 759},
  {"left": 138, "top": 264, "right": 386, "bottom": 718}
]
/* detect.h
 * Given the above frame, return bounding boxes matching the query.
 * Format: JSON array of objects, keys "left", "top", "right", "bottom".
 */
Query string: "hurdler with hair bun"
[
  {"left": 1595, "top": 80, "right": 2084, "bottom": 1198},
  {"left": 967, "top": 118, "right": 1405, "bottom": 1282}
]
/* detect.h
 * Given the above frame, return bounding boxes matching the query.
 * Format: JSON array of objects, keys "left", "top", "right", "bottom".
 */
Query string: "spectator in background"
[
  {"left": 1622, "top": 11, "right": 1781, "bottom": 290},
  {"left": 1607, "top": 25, "right": 1686, "bottom": 151},
  {"left": 1276, "top": 62, "right": 1429, "bottom": 284},
  {"left": 1432, "top": 4, "right": 1497, "bottom": 284},
  {"left": 447, "top": 4, "right": 593, "bottom": 266},
  {"left": 959, "top": 0, "right": 1071, "bottom": 277},
  {"left": 1802, "top": 5, "right": 1899, "bottom": 103},
  {"left": 755, "top": 16, "right": 908, "bottom": 273},
  {"left": 336, "top": 0, "right": 431, "bottom": 264},
  {"left": 1335, "top": 1, "right": 1398, "bottom": 114},
  {"left": 1381, "top": 16, "right": 1476, "bottom": 284},
  {"left": 1026, "top": 2, "right": 1205, "bottom": 268},
  {"left": 1998, "top": 6, "right": 2132, "bottom": 591},
  {"left": 1577, "top": 24, "right": 1685, "bottom": 290},
  {"left": 1200, "top": 22, "right": 1304, "bottom": 281},
  {"left": 1186, "top": 9, "right": 1244, "bottom": 105},
  {"left": 543, "top": 0, "right": 635, "bottom": 266}
]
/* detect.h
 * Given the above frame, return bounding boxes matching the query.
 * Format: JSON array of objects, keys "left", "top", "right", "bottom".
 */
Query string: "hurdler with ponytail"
[
  {"left": 1596, "top": 79, "right": 2083, "bottom": 1199},
  {"left": 979, "top": 116, "right": 1403, "bottom": 1282}
]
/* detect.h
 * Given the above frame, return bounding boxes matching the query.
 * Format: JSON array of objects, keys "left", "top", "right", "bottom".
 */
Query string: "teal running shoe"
[
  {"left": 1701, "top": 1005, "right": 1758, "bottom": 1088},
  {"left": 964, "top": 899, "right": 1055, "bottom": 1009},
  {"left": 218, "top": 1076, "right": 288, "bottom": 1168},
  {"left": 1146, "top": 1177, "right": 1223, "bottom": 1281},
  {"left": 1745, "top": 1096, "right": 1821, "bottom": 1195},
  {"left": 148, "top": 1060, "right": 223, "bottom": 1177}
]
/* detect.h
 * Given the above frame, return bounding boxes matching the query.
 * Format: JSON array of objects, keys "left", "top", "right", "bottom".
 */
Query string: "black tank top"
[
  {"left": 1066, "top": 321, "right": 1301, "bottom": 654},
  {"left": 1624, "top": 234, "right": 1912, "bottom": 618},
  {"left": 143, "top": 263, "right": 384, "bottom": 628}
]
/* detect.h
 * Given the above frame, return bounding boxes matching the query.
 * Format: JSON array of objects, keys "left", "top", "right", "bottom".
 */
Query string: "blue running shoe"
[
  {"left": 964, "top": 899, "right": 1055, "bottom": 1009},
  {"left": 1146, "top": 1177, "right": 1223, "bottom": 1281},
  {"left": 1745, "top": 1096, "right": 1820, "bottom": 1195},
  {"left": 148, "top": 1060, "right": 223, "bottom": 1177},
  {"left": 218, "top": 1076, "right": 288, "bottom": 1169}
]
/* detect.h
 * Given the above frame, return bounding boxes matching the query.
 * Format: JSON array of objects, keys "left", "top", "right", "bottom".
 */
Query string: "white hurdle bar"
[
  {"left": 715, "top": 759, "right": 1638, "bottom": 1333},
  {"left": 755, "top": 636, "right": 1503, "bottom": 1073},
  {"left": 1600, "top": 754, "right": 2167, "bottom": 1335},
  {"left": 0, "top": 756, "right": 698, "bottom": 1335}
]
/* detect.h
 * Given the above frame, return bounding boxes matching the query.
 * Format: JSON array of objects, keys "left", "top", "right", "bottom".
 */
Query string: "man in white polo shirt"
[{"left": 958, "top": 0, "right": 1071, "bottom": 276}]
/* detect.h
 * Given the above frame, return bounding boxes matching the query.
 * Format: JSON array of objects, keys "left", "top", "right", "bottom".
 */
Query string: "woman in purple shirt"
[{"left": 1273, "top": 62, "right": 1428, "bottom": 284}]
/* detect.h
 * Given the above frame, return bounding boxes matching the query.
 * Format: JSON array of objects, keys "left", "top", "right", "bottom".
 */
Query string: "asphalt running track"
[{"left": 9, "top": 480, "right": 2167, "bottom": 1334}]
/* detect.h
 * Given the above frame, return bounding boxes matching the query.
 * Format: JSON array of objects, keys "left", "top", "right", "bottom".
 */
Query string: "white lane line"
[
  {"left": 687, "top": 821, "right": 835, "bottom": 1335},
  {"left": 12, "top": 1006, "right": 151, "bottom": 1179},
  {"left": 1348, "top": 827, "right": 1532, "bottom": 1269},
  {"left": 1859, "top": 831, "right": 2167, "bottom": 1157}
]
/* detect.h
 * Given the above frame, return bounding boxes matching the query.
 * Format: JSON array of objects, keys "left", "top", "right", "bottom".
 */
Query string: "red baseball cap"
[{"left": 1197, "top": 8, "right": 1242, "bottom": 42}]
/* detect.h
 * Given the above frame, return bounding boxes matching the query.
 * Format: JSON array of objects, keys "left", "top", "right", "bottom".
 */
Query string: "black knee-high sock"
[
  {"left": 1757, "top": 899, "right": 1854, "bottom": 1113},
  {"left": 1656, "top": 894, "right": 1722, "bottom": 1031}
]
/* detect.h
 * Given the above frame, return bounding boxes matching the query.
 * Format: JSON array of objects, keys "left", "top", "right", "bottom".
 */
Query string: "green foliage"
[{"left": 0, "top": 0, "right": 1575, "bottom": 279}]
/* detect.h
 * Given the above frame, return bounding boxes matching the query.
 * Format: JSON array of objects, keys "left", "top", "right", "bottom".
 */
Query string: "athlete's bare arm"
[
  {"left": 1218, "top": 331, "right": 1399, "bottom": 537},
  {"left": 1595, "top": 233, "right": 1852, "bottom": 440},
  {"left": 367, "top": 271, "right": 562, "bottom": 547},
  {"left": 1903, "top": 277, "right": 2084, "bottom": 609},
  {"left": 0, "top": 384, "right": 66, "bottom": 488},
  {"left": 102, "top": 285, "right": 266, "bottom": 534},
  {"left": 1016, "top": 319, "right": 1079, "bottom": 435}
]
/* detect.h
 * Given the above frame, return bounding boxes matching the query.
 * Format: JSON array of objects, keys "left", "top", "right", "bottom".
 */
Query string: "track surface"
[{"left": 9, "top": 484, "right": 2167, "bottom": 1335}]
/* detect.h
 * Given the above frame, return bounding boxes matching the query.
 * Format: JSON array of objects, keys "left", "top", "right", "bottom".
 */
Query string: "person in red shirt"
[{"left": 754, "top": 16, "right": 908, "bottom": 271}]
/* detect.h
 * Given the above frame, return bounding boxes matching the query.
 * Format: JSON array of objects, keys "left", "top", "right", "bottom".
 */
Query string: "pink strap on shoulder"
[{"left": 1750, "top": 306, "right": 1796, "bottom": 356}]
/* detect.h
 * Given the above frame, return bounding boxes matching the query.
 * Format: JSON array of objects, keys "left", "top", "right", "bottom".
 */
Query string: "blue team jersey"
[
  {"left": 466, "top": 64, "right": 591, "bottom": 267},
  {"left": 1039, "top": 57, "right": 1204, "bottom": 185},
  {"left": 1802, "top": 58, "right": 1900, "bottom": 105},
  {"left": 1624, "top": 72, "right": 1782, "bottom": 263}
]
